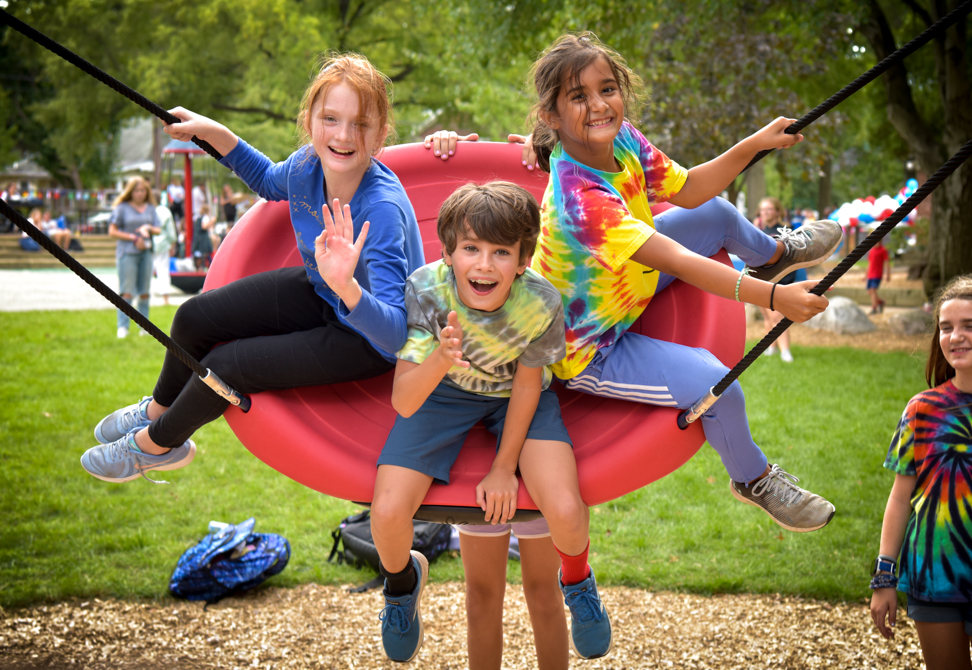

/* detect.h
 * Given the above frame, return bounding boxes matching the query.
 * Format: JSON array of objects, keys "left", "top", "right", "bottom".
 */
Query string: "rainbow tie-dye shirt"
[
  {"left": 531, "top": 121, "right": 688, "bottom": 380},
  {"left": 884, "top": 380, "right": 972, "bottom": 602},
  {"left": 397, "top": 260, "right": 566, "bottom": 397}
]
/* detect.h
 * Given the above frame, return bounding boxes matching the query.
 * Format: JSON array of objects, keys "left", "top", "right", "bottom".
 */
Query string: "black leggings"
[{"left": 148, "top": 267, "right": 394, "bottom": 448}]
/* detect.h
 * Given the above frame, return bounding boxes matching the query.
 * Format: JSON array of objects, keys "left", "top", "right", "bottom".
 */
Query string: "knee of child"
[
  {"left": 369, "top": 496, "right": 411, "bottom": 534},
  {"left": 543, "top": 496, "right": 588, "bottom": 535},
  {"left": 464, "top": 576, "right": 506, "bottom": 609},
  {"left": 170, "top": 297, "right": 206, "bottom": 339}
]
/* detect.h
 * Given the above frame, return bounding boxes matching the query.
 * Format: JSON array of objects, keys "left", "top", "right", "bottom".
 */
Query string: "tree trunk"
[
  {"left": 924, "top": 159, "right": 972, "bottom": 297},
  {"left": 745, "top": 160, "right": 766, "bottom": 222},
  {"left": 817, "top": 157, "right": 832, "bottom": 216}
]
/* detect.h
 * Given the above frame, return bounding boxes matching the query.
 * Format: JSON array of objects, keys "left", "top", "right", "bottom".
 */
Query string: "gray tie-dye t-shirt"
[{"left": 398, "top": 260, "right": 566, "bottom": 397}]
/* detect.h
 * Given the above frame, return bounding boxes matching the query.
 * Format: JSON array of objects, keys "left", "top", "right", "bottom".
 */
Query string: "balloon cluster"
[{"left": 827, "top": 179, "right": 919, "bottom": 229}]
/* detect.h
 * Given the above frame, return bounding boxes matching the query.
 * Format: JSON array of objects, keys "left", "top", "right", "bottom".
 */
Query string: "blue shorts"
[
  {"left": 378, "top": 383, "right": 571, "bottom": 484},
  {"left": 907, "top": 595, "right": 972, "bottom": 635},
  {"left": 457, "top": 517, "right": 551, "bottom": 538},
  {"left": 866, "top": 277, "right": 882, "bottom": 289}
]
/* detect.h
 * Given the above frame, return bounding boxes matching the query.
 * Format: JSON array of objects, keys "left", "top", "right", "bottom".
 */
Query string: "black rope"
[
  {"left": 714, "top": 138, "right": 972, "bottom": 398},
  {"left": 1, "top": 198, "right": 208, "bottom": 374},
  {"left": 742, "top": 0, "right": 972, "bottom": 173},
  {"left": 0, "top": 9, "right": 223, "bottom": 161}
]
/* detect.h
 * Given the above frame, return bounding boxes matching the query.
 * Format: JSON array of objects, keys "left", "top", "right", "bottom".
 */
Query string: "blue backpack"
[{"left": 169, "top": 518, "right": 290, "bottom": 604}]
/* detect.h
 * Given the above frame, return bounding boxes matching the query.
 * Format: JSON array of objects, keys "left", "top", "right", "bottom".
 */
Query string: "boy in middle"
[{"left": 370, "top": 181, "right": 612, "bottom": 664}]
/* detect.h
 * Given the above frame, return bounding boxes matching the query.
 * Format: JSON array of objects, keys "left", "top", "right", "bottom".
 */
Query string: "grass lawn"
[{"left": 0, "top": 307, "right": 927, "bottom": 608}]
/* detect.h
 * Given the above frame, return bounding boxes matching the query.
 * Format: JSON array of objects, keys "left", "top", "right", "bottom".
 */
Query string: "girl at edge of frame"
[
  {"left": 79, "top": 53, "right": 424, "bottom": 484},
  {"left": 109, "top": 176, "right": 160, "bottom": 339},
  {"left": 870, "top": 274, "right": 972, "bottom": 670}
]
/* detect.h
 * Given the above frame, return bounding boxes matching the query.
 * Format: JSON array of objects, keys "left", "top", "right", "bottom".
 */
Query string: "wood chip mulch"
[{"left": 0, "top": 584, "right": 922, "bottom": 669}]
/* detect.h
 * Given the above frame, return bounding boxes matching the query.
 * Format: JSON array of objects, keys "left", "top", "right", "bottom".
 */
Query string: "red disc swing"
[{"left": 203, "top": 141, "right": 744, "bottom": 521}]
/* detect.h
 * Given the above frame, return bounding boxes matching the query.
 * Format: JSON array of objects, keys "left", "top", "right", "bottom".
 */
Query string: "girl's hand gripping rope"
[
  {"left": 315, "top": 199, "right": 368, "bottom": 311},
  {"left": 750, "top": 117, "right": 804, "bottom": 152},
  {"left": 162, "top": 107, "right": 239, "bottom": 157},
  {"left": 771, "top": 280, "right": 829, "bottom": 322}
]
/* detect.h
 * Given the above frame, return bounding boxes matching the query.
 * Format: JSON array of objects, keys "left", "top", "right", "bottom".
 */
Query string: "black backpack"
[{"left": 328, "top": 510, "right": 453, "bottom": 592}]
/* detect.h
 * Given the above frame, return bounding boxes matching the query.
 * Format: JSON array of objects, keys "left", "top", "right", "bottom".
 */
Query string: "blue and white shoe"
[
  {"left": 560, "top": 568, "right": 613, "bottom": 659},
  {"left": 94, "top": 396, "right": 152, "bottom": 444},
  {"left": 379, "top": 550, "right": 429, "bottom": 663},
  {"left": 81, "top": 431, "right": 195, "bottom": 484}
]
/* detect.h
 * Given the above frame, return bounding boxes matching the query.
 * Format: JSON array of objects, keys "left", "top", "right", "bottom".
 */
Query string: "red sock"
[{"left": 555, "top": 540, "right": 591, "bottom": 586}]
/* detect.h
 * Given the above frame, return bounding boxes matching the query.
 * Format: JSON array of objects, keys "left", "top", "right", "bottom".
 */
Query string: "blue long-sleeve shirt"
[{"left": 221, "top": 140, "right": 424, "bottom": 361}]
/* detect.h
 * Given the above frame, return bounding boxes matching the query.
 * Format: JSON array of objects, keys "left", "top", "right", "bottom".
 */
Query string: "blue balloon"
[
  {"left": 858, "top": 213, "right": 874, "bottom": 223},
  {"left": 906, "top": 178, "right": 919, "bottom": 190}
]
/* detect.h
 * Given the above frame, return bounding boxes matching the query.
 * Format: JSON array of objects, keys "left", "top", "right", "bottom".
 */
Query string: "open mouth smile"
[
  {"left": 328, "top": 147, "right": 355, "bottom": 157},
  {"left": 468, "top": 278, "right": 497, "bottom": 295}
]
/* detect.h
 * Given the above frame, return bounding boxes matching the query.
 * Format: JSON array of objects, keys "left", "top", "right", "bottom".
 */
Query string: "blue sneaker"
[
  {"left": 94, "top": 396, "right": 152, "bottom": 444},
  {"left": 379, "top": 551, "right": 429, "bottom": 663},
  {"left": 81, "top": 431, "right": 195, "bottom": 484},
  {"left": 560, "top": 568, "right": 612, "bottom": 659}
]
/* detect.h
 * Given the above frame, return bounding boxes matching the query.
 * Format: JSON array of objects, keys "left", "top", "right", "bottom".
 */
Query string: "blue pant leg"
[
  {"left": 116, "top": 253, "right": 140, "bottom": 329},
  {"left": 569, "top": 332, "right": 768, "bottom": 484},
  {"left": 653, "top": 198, "right": 777, "bottom": 292},
  {"left": 136, "top": 251, "right": 153, "bottom": 321}
]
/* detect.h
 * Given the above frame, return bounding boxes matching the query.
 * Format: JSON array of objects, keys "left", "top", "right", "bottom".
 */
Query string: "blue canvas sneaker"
[
  {"left": 94, "top": 396, "right": 153, "bottom": 444},
  {"left": 560, "top": 568, "right": 612, "bottom": 659},
  {"left": 379, "top": 550, "right": 429, "bottom": 663},
  {"left": 81, "top": 431, "right": 195, "bottom": 484}
]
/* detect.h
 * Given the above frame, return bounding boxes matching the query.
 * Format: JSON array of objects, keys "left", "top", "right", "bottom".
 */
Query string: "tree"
[{"left": 856, "top": 0, "right": 972, "bottom": 294}]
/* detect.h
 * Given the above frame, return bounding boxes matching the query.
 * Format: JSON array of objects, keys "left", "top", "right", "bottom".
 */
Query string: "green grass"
[{"left": 0, "top": 307, "right": 926, "bottom": 607}]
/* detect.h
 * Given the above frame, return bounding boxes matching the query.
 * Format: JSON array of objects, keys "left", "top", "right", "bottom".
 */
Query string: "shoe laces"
[
  {"left": 105, "top": 434, "right": 169, "bottom": 485},
  {"left": 117, "top": 399, "right": 149, "bottom": 433},
  {"left": 777, "top": 226, "right": 809, "bottom": 253},
  {"left": 564, "top": 586, "right": 604, "bottom": 624},
  {"left": 751, "top": 466, "right": 803, "bottom": 506},
  {"left": 379, "top": 598, "right": 412, "bottom": 638}
]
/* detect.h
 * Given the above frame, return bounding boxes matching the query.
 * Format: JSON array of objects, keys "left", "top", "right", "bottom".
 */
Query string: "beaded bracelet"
[
  {"left": 869, "top": 573, "right": 898, "bottom": 590},
  {"left": 734, "top": 268, "right": 749, "bottom": 302}
]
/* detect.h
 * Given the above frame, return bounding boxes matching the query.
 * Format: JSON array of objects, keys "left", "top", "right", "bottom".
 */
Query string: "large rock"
[
  {"left": 805, "top": 296, "right": 877, "bottom": 334},
  {"left": 889, "top": 309, "right": 934, "bottom": 335}
]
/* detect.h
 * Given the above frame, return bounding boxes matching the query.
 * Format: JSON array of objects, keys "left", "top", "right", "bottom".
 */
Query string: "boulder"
[
  {"left": 805, "top": 296, "right": 877, "bottom": 334},
  {"left": 889, "top": 309, "right": 934, "bottom": 336}
]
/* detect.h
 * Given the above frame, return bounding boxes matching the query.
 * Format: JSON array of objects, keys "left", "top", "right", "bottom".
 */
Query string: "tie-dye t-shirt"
[
  {"left": 884, "top": 380, "right": 972, "bottom": 602},
  {"left": 398, "top": 260, "right": 566, "bottom": 397},
  {"left": 531, "top": 121, "right": 688, "bottom": 380}
]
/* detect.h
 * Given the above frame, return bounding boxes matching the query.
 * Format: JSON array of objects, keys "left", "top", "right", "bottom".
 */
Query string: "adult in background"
[
  {"left": 754, "top": 197, "right": 796, "bottom": 362},
  {"left": 153, "top": 191, "right": 178, "bottom": 306},
  {"left": 109, "top": 176, "right": 160, "bottom": 339},
  {"left": 219, "top": 183, "right": 238, "bottom": 225},
  {"left": 166, "top": 177, "right": 185, "bottom": 223}
]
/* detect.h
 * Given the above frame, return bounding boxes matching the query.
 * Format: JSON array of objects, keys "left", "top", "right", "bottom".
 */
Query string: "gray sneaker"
[
  {"left": 81, "top": 432, "right": 195, "bottom": 484},
  {"left": 730, "top": 464, "right": 835, "bottom": 532},
  {"left": 746, "top": 220, "right": 843, "bottom": 283},
  {"left": 94, "top": 397, "right": 153, "bottom": 444}
]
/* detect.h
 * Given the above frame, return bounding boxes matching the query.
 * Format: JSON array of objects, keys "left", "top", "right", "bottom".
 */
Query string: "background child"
[
  {"left": 527, "top": 32, "right": 840, "bottom": 532},
  {"left": 869, "top": 274, "right": 972, "bottom": 670},
  {"left": 867, "top": 239, "right": 892, "bottom": 315},
  {"left": 80, "top": 54, "right": 424, "bottom": 483},
  {"left": 372, "top": 181, "right": 610, "bottom": 663},
  {"left": 459, "top": 520, "right": 568, "bottom": 670},
  {"left": 755, "top": 197, "right": 796, "bottom": 362}
]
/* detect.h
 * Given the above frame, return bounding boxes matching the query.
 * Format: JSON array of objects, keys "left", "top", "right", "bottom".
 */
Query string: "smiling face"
[
  {"left": 443, "top": 228, "right": 527, "bottom": 312},
  {"left": 308, "top": 81, "right": 384, "bottom": 179},
  {"left": 939, "top": 298, "right": 972, "bottom": 386},
  {"left": 545, "top": 56, "right": 625, "bottom": 171}
]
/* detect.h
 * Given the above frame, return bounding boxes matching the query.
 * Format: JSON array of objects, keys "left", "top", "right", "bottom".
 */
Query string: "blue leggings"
[{"left": 564, "top": 198, "right": 777, "bottom": 484}]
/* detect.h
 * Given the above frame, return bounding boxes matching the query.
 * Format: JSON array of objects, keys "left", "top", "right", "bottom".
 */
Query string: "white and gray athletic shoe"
[
  {"left": 746, "top": 220, "right": 843, "bottom": 283},
  {"left": 730, "top": 464, "right": 835, "bottom": 532},
  {"left": 94, "top": 396, "right": 152, "bottom": 444},
  {"left": 81, "top": 432, "right": 195, "bottom": 484}
]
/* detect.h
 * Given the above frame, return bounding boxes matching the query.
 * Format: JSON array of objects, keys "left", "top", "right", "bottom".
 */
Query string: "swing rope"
[
  {"left": 679, "top": 138, "right": 972, "bottom": 429},
  {"left": 0, "top": 198, "right": 251, "bottom": 411},
  {"left": 743, "top": 0, "right": 972, "bottom": 172},
  {"left": 0, "top": 9, "right": 223, "bottom": 161}
]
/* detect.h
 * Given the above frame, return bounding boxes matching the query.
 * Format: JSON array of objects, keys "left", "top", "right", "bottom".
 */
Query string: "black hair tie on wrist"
[{"left": 770, "top": 283, "right": 777, "bottom": 312}]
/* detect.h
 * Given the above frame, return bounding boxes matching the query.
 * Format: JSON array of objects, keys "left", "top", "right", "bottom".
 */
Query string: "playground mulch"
[
  {"left": 748, "top": 308, "right": 930, "bottom": 355},
  {"left": 0, "top": 583, "right": 921, "bottom": 669}
]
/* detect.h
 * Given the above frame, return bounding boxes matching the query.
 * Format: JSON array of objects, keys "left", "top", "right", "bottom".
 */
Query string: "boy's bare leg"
[
  {"left": 371, "top": 465, "right": 434, "bottom": 573},
  {"left": 519, "top": 536, "right": 570, "bottom": 670},
  {"left": 459, "top": 532, "right": 510, "bottom": 670},
  {"left": 517, "top": 440, "right": 589, "bottom": 556}
]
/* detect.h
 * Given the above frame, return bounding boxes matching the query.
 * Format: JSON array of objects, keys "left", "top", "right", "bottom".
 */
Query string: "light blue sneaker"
[
  {"left": 94, "top": 396, "right": 152, "bottom": 444},
  {"left": 379, "top": 550, "right": 429, "bottom": 663},
  {"left": 81, "top": 431, "right": 195, "bottom": 484},
  {"left": 560, "top": 568, "right": 613, "bottom": 659}
]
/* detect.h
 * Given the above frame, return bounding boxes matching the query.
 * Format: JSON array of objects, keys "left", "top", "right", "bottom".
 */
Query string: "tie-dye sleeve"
[
  {"left": 632, "top": 127, "right": 688, "bottom": 204},
  {"left": 563, "top": 187, "right": 654, "bottom": 273},
  {"left": 397, "top": 280, "right": 437, "bottom": 366},
  {"left": 884, "top": 400, "right": 917, "bottom": 476}
]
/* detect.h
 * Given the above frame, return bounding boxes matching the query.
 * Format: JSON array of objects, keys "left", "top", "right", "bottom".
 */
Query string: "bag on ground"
[{"left": 170, "top": 518, "right": 290, "bottom": 604}]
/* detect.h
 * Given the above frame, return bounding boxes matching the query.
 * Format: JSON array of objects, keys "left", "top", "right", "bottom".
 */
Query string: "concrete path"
[{"left": 0, "top": 268, "right": 193, "bottom": 312}]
